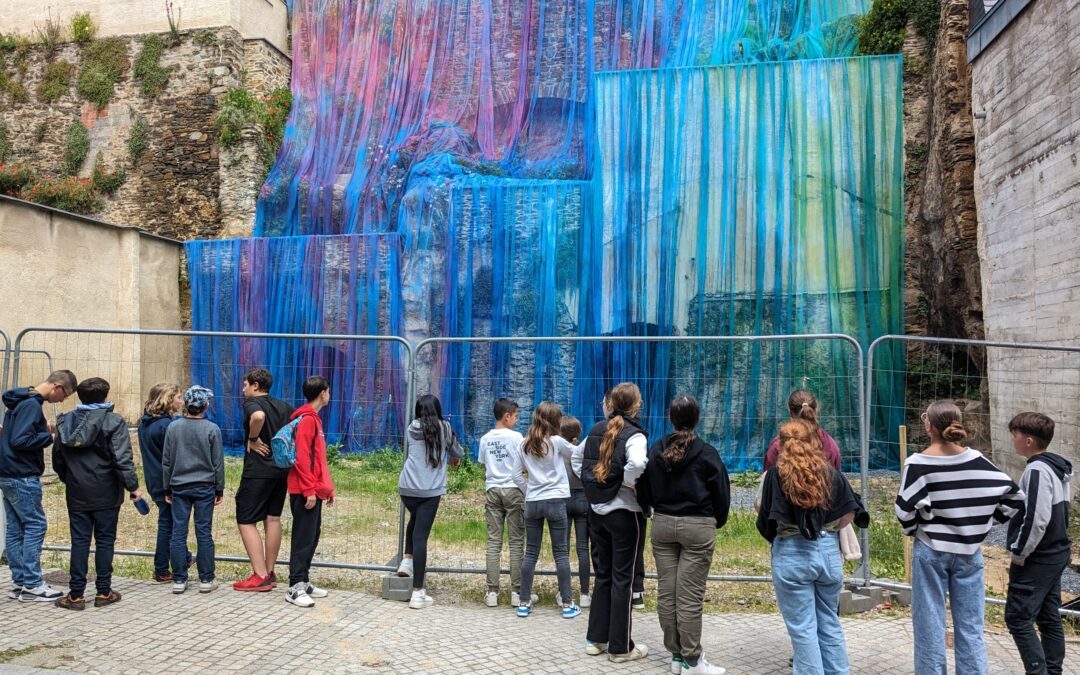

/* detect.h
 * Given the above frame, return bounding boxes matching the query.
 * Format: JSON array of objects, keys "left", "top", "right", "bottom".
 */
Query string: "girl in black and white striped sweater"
[{"left": 895, "top": 400, "right": 1023, "bottom": 675}]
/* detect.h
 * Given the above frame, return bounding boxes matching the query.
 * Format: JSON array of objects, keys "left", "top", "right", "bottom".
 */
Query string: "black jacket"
[
  {"left": 53, "top": 405, "right": 139, "bottom": 512},
  {"left": 638, "top": 435, "right": 730, "bottom": 527},
  {"left": 1007, "top": 452, "right": 1073, "bottom": 564},
  {"left": 0, "top": 388, "right": 52, "bottom": 478},
  {"left": 137, "top": 413, "right": 173, "bottom": 502},
  {"left": 756, "top": 467, "right": 869, "bottom": 542},
  {"left": 581, "top": 416, "right": 646, "bottom": 505}
]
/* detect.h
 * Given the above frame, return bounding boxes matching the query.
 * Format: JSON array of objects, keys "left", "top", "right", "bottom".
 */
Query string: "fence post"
[
  {"left": 0, "top": 328, "right": 9, "bottom": 392},
  {"left": 393, "top": 338, "right": 418, "bottom": 567}
]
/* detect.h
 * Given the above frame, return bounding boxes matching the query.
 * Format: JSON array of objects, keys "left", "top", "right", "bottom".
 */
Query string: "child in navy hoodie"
[{"left": 1005, "top": 412, "right": 1073, "bottom": 675}]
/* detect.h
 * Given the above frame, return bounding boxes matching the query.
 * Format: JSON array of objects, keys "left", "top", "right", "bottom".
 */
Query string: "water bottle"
[{"left": 133, "top": 496, "right": 150, "bottom": 516}]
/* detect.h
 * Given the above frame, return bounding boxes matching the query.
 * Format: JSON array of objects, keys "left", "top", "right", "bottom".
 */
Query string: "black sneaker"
[
  {"left": 94, "top": 591, "right": 122, "bottom": 607},
  {"left": 632, "top": 592, "right": 645, "bottom": 610},
  {"left": 55, "top": 594, "right": 85, "bottom": 611}
]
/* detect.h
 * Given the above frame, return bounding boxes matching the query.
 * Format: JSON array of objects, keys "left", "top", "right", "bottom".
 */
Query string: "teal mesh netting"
[{"left": 186, "top": 0, "right": 904, "bottom": 467}]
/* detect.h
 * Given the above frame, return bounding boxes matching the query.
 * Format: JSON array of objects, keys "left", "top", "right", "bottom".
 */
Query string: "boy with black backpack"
[
  {"left": 52, "top": 377, "right": 143, "bottom": 610},
  {"left": 285, "top": 376, "right": 335, "bottom": 608}
]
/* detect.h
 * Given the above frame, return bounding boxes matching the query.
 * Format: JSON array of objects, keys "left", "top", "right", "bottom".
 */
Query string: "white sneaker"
[
  {"left": 555, "top": 592, "right": 562, "bottom": 606},
  {"left": 609, "top": 644, "right": 649, "bottom": 663},
  {"left": 286, "top": 583, "right": 315, "bottom": 608},
  {"left": 172, "top": 581, "right": 187, "bottom": 594},
  {"left": 408, "top": 589, "right": 434, "bottom": 609},
  {"left": 199, "top": 580, "right": 216, "bottom": 594},
  {"left": 511, "top": 592, "right": 538, "bottom": 606},
  {"left": 585, "top": 641, "right": 608, "bottom": 656},
  {"left": 484, "top": 591, "right": 498, "bottom": 607},
  {"left": 579, "top": 593, "right": 591, "bottom": 608},
  {"left": 7, "top": 585, "right": 24, "bottom": 600},
  {"left": 671, "top": 657, "right": 685, "bottom": 674},
  {"left": 396, "top": 558, "right": 413, "bottom": 577},
  {"left": 684, "top": 656, "right": 726, "bottom": 674},
  {"left": 305, "top": 583, "right": 328, "bottom": 598},
  {"left": 18, "top": 584, "right": 63, "bottom": 602}
]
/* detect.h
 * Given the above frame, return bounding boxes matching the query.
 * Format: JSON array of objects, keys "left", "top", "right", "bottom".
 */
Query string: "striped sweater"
[{"left": 895, "top": 448, "right": 1024, "bottom": 554}]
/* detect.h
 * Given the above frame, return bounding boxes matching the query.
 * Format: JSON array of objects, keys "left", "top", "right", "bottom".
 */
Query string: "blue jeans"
[
  {"left": 771, "top": 532, "right": 850, "bottom": 675},
  {"left": 911, "top": 539, "right": 987, "bottom": 675},
  {"left": 0, "top": 476, "right": 47, "bottom": 589},
  {"left": 154, "top": 499, "right": 191, "bottom": 577},
  {"left": 169, "top": 485, "right": 216, "bottom": 583},
  {"left": 68, "top": 508, "right": 119, "bottom": 598},
  {"left": 519, "top": 498, "right": 572, "bottom": 605}
]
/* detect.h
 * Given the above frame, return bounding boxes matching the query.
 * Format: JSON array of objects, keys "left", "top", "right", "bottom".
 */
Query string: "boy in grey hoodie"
[
  {"left": 162, "top": 386, "right": 224, "bottom": 594},
  {"left": 52, "top": 378, "right": 143, "bottom": 610}
]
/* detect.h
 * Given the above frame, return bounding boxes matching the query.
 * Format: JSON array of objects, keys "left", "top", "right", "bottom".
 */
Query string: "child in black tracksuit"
[{"left": 1004, "top": 412, "right": 1073, "bottom": 675}]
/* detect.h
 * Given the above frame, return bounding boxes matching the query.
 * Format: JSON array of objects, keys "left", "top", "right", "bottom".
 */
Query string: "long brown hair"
[
  {"left": 787, "top": 389, "right": 820, "bottom": 436},
  {"left": 777, "top": 419, "right": 832, "bottom": 510},
  {"left": 594, "top": 382, "right": 642, "bottom": 482},
  {"left": 662, "top": 395, "right": 699, "bottom": 468},
  {"left": 144, "top": 382, "right": 181, "bottom": 417},
  {"left": 523, "top": 402, "right": 562, "bottom": 458},
  {"left": 925, "top": 400, "right": 968, "bottom": 444}
]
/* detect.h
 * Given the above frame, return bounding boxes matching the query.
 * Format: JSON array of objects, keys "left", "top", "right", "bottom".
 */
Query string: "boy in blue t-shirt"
[{"left": 1005, "top": 412, "right": 1073, "bottom": 675}]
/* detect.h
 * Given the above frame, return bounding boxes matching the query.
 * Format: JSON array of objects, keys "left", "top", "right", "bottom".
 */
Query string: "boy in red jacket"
[{"left": 285, "top": 376, "right": 336, "bottom": 608}]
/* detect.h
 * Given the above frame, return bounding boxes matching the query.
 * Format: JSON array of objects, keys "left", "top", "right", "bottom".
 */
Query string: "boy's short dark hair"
[
  {"left": 302, "top": 375, "right": 329, "bottom": 402},
  {"left": 46, "top": 369, "right": 78, "bottom": 394},
  {"left": 76, "top": 377, "right": 110, "bottom": 404},
  {"left": 244, "top": 368, "right": 273, "bottom": 393},
  {"left": 560, "top": 415, "right": 582, "bottom": 442},
  {"left": 493, "top": 398, "right": 518, "bottom": 420},
  {"left": 1009, "top": 412, "right": 1055, "bottom": 449}
]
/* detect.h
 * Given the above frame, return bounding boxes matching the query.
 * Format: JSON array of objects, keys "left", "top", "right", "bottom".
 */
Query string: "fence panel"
[
  {"left": 411, "top": 334, "right": 866, "bottom": 582},
  {"left": 867, "top": 335, "right": 1080, "bottom": 607},
  {"left": 15, "top": 327, "right": 412, "bottom": 573}
]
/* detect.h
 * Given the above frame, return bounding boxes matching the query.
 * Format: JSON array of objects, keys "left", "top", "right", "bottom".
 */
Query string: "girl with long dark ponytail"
[
  {"left": 396, "top": 394, "right": 463, "bottom": 609},
  {"left": 570, "top": 382, "right": 649, "bottom": 663},
  {"left": 637, "top": 395, "right": 730, "bottom": 674}
]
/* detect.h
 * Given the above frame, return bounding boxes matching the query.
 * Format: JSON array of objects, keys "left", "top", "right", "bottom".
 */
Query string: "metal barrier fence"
[
  {"left": 411, "top": 334, "right": 867, "bottom": 583},
  {"left": 15, "top": 327, "right": 413, "bottom": 574},
  {"left": 0, "top": 327, "right": 9, "bottom": 392},
  {"left": 868, "top": 335, "right": 1080, "bottom": 616}
]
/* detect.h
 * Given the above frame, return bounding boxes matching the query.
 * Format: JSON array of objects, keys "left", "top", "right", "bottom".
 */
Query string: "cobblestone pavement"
[{"left": 0, "top": 567, "right": 1074, "bottom": 674}]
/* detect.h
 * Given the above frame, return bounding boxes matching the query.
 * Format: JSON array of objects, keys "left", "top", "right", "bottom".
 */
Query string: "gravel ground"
[{"left": 983, "top": 522, "right": 1080, "bottom": 595}]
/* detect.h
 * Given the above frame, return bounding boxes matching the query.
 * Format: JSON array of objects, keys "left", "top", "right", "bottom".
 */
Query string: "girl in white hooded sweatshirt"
[{"left": 511, "top": 401, "right": 581, "bottom": 619}]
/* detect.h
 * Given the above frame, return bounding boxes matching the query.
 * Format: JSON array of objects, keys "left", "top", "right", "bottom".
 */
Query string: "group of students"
[
  {"left": 0, "top": 368, "right": 337, "bottom": 610},
  {"left": 1, "top": 369, "right": 1073, "bottom": 674}
]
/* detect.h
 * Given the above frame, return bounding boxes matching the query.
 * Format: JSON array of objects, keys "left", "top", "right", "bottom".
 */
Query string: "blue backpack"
[{"left": 271, "top": 416, "right": 305, "bottom": 469}]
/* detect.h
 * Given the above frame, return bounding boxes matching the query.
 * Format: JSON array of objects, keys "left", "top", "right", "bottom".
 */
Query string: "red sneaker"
[
  {"left": 232, "top": 573, "right": 273, "bottom": 592},
  {"left": 267, "top": 570, "right": 278, "bottom": 589}
]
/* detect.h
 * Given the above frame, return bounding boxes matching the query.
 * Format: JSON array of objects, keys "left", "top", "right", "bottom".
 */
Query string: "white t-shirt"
[
  {"left": 511, "top": 435, "right": 575, "bottom": 502},
  {"left": 478, "top": 427, "right": 525, "bottom": 491}
]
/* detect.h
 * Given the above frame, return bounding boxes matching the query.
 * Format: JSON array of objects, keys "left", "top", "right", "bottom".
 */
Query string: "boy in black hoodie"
[
  {"left": 1005, "top": 412, "right": 1073, "bottom": 675},
  {"left": 0, "top": 369, "right": 77, "bottom": 603},
  {"left": 52, "top": 378, "right": 142, "bottom": 610}
]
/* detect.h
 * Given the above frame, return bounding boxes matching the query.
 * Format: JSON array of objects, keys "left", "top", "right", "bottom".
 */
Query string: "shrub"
[
  {"left": 856, "top": 0, "right": 910, "bottom": 55},
  {"left": 77, "top": 37, "right": 129, "bottom": 108},
  {"left": 63, "top": 121, "right": 90, "bottom": 176},
  {"left": 70, "top": 12, "right": 96, "bottom": 44},
  {"left": 213, "top": 88, "right": 260, "bottom": 148},
  {"left": 91, "top": 153, "right": 125, "bottom": 195},
  {"left": 19, "top": 175, "right": 101, "bottom": 214},
  {"left": 133, "top": 34, "right": 170, "bottom": 100},
  {"left": 37, "top": 59, "right": 75, "bottom": 104},
  {"left": 0, "top": 163, "right": 33, "bottom": 195},
  {"left": 0, "top": 120, "right": 9, "bottom": 163},
  {"left": 128, "top": 115, "right": 149, "bottom": 164}
]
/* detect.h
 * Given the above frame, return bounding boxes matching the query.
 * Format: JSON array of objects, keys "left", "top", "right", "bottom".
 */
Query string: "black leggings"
[{"left": 401, "top": 495, "right": 441, "bottom": 589}]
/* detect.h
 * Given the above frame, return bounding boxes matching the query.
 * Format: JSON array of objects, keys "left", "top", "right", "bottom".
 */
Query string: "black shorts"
[{"left": 234, "top": 476, "right": 288, "bottom": 524}]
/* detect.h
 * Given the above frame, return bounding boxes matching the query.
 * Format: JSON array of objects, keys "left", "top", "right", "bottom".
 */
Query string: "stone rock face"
[
  {"left": 902, "top": 0, "right": 983, "bottom": 343},
  {"left": 0, "top": 27, "right": 289, "bottom": 240}
]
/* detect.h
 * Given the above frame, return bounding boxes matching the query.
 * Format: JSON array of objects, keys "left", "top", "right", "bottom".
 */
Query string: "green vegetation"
[
  {"left": 19, "top": 175, "right": 101, "bottom": 213},
  {"left": 63, "top": 121, "right": 90, "bottom": 176},
  {"left": 127, "top": 115, "right": 150, "bottom": 164},
  {"left": 856, "top": 0, "right": 941, "bottom": 55},
  {"left": 214, "top": 88, "right": 260, "bottom": 148},
  {"left": 0, "top": 52, "right": 29, "bottom": 106},
  {"left": 0, "top": 120, "right": 9, "bottom": 163},
  {"left": 165, "top": 0, "right": 183, "bottom": 46},
  {"left": 91, "top": 153, "right": 125, "bottom": 195},
  {"left": 35, "top": 11, "right": 63, "bottom": 53},
  {"left": 70, "top": 12, "right": 96, "bottom": 44},
  {"left": 77, "top": 37, "right": 129, "bottom": 108},
  {"left": 213, "top": 86, "right": 293, "bottom": 176},
  {"left": 133, "top": 34, "right": 170, "bottom": 100},
  {"left": 37, "top": 59, "right": 75, "bottom": 104},
  {"left": 0, "top": 163, "right": 32, "bottom": 194},
  {"left": 731, "top": 470, "right": 763, "bottom": 488}
]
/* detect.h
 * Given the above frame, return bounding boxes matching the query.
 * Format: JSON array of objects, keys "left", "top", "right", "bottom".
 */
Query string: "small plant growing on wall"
[
  {"left": 63, "top": 120, "right": 90, "bottom": 176},
  {"left": 19, "top": 175, "right": 101, "bottom": 213},
  {"left": 70, "top": 13, "right": 96, "bottom": 44},
  {"left": 133, "top": 34, "right": 171, "bottom": 100},
  {"left": 213, "top": 87, "right": 293, "bottom": 180},
  {"left": 77, "top": 37, "right": 129, "bottom": 109},
  {"left": 37, "top": 59, "right": 75, "bottom": 104},
  {"left": 35, "top": 9, "right": 64, "bottom": 54},
  {"left": 0, "top": 121, "right": 10, "bottom": 163},
  {"left": 128, "top": 115, "right": 150, "bottom": 164},
  {"left": 0, "top": 163, "right": 32, "bottom": 195},
  {"left": 91, "top": 153, "right": 125, "bottom": 195},
  {"left": 165, "top": 0, "right": 183, "bottom": 46},
  {"left": 33, "top": 121, "right": 46, "bottom": 144}
]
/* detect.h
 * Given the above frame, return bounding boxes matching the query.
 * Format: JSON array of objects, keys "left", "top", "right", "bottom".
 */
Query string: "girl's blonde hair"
[
  {"left": 523, "top": 402, "right": 562, "bottom": 458},
  {"left": 144, "top": 382, "right": 181, "bottom": 417}
]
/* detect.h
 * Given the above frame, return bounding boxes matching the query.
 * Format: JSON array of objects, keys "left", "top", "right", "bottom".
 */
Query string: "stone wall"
[
  {"left": 0, "top": 27, "right": 290, "bottom": 240},
  {"left": 972, "top": 0, "right": 1080, "bottom": 478}
]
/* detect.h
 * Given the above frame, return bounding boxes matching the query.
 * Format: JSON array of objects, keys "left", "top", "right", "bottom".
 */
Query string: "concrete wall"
[
  {"left": 972, "top": 0, "right": 1080, "bottom": 478},
  {"left": 0, "top": 0, "right": 289, "bottom": 55},
  {"left": 0, "top": 197, "right": 183, "bottom": 420}
]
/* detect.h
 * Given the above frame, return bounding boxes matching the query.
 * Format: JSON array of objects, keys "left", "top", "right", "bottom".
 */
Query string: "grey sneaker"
[
  {"left": 286, "top": 583, "right": 315, "bottom": 608},
  {"left": 19, "top": 584, "right": 63, "bottom": 602},
  {"left": 172, "top": 580, "right": 187, "bottom": 594},
  {"left": 305, "top": 583, "right": 328, "bottom": 598},
  {"left": 609, "top": 644, "right": 649, "bottom": 663},
  {"left": 199, "top": 580, "right": 216, "bottom": 594}
]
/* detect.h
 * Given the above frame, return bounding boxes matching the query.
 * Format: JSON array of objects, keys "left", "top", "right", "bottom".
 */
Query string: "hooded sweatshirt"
[
  {"left": 0, "top": 387, "right": 53, "bottom": 478},
  {"left": 398, "top": 419, "right": 463, "bottom": 498},
  {"left": 52, "top": 403, "right": 139, "bottom": 512},
  {"left": 1007, "top": 452, "right": 1073, "bottom": 565},
  {"left": 287, "top": 404, "right": 335, "bottom": 499},
  {"left": 637, "top": 435, "right": 731, "bottom": 527},
  {"left": 161, "top": 416, "right": 224, "bottom": 497},
  {"left": 137, "top": 412, "right": 174, "bottom": 502}
]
